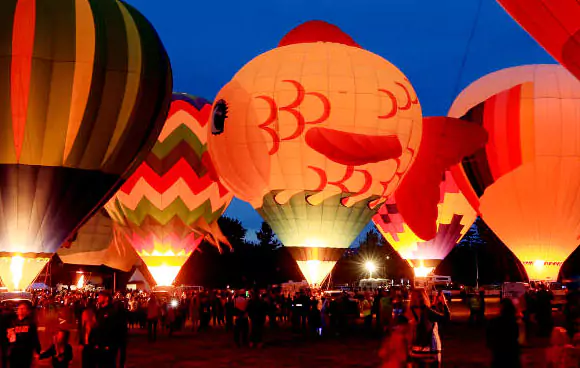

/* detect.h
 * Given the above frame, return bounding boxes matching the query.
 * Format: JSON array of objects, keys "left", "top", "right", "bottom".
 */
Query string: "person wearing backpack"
[{"left": 406, "top": 288, "right": 447, "bottom": 368}]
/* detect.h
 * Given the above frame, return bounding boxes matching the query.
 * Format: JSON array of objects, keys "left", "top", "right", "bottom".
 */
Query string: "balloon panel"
[
  {"left": 258, "top": 191, "right": 377, "bottom": 250},
  {"left": 497, "top": 0, "right": 580, "bottom": 80},
  {"left": 450, "top": 65, "right": 580, "bottom": 280},
  {"left": 57, "top": 210, "right": 139, "bottom": 272},
  {"left": 0, "top": 165, "right": 117, "bottom": 254},
  {"left": 107, "top": 93, "right": 232, "bottom": 231}
]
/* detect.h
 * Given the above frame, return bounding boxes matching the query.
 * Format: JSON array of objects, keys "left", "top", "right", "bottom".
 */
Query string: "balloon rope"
[{"left": 452, "top": 0, "right": 484, "bottom": 100}]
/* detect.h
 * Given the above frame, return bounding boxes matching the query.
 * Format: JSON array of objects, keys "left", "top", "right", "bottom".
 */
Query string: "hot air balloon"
[
  {"left": 106, "top": 94, "right": 233, "bottom": 287},
  {"left": 497, "top": 1, "right": 580, "bottom": 81},
  {"left": 0, "top": 0, "right": 171, "bottom": 291},
  {"left": 373, "top": 171, "right": 477, "bottom": 277},
  {"left": 207, "top": 20, "right": 487, "bottom": 287},
  {"left": 450, "top": 64, "right": 580, "bottom": 281},
  {"left": 57, "top": 209, "right": 139, "bottom": 272}
]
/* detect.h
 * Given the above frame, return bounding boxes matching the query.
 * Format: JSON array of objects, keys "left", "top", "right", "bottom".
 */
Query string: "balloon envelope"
[
  {"left": 374, "top": 171, "right": 476, "bottom": 277},
  {"left": 450, "top": 64, "right": 580, "bottom": 281},
  {"left": 57, "top": 209, "right": 139, "bottom": 272},
  {"left": 0, "top": 0, "right": 171, "bottom": 290},
  {"left": 107, "top": 94, "right": 233, "bottom": 286}
]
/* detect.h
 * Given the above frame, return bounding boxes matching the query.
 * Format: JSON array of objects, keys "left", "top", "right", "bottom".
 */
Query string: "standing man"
[
  {"left": 233, "top": 290, "right": 249, "bottom": 347},
  {"left": 94, "top": 291, "right": 120, "bottom": 368},
  {"left": 7, "top": 301, "right": 41, "bottom": 368},
  {"left": 479, "top": 287, "right": 486, "bottom": 321}
]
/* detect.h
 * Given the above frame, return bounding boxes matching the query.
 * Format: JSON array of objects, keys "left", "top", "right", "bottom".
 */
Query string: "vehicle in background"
[
  {"left": 359, "top": 278, "right": 390, "bottom": 290},
  {"left": 527, "top": 281, "right": 568, "bottom": 310},
  {"left": 549, "top": 282, "right": 566, "bottom": 310},
  {"left": 176, "top": 285, "right": 204, "bottom": 294},
  {"left": 501, "top": 282, "right": 530, "bottom": 301},
  {"left": 482, "top": 284, "right": 502, "bottom": 297},
  {"left": 434, "top": 283, "right": 464, "bottom": 300},
  {"left": 0, "top": 291, "right": 33, "bottom": 313},
  {"left": 281, "top": 281, "right": 310, "bottom": 297},
  {"left": 151, "top": 285, "right": 175, "bottom": 304},
  {"left": 415, "top": 275, "right": 453, "bottom": 301}
]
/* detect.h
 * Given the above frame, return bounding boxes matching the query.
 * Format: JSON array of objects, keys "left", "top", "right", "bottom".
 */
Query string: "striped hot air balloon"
[
  {"left": 373, "top": 171, "right": 477, "bottom": 277},
  {"left": 450, "top": 65, "right": 580, "bottom": 282},
  {"left": 0, "top": 0, "right": 172, "bottom": 291},
  {"left": 106, "top": 94, "right": 233, "bottom": 286}
]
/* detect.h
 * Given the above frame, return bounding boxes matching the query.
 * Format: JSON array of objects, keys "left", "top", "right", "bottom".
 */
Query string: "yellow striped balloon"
[{"left": 0, "top": 0, "right": 172, "bottom": 291}]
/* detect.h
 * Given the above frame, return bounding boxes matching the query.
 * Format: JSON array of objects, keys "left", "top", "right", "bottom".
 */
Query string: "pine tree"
[{"left": 256, "top": 221, "right": 281, "bottom": 250}]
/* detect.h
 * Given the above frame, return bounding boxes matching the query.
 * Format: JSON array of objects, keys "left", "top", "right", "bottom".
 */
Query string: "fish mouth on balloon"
[{"left": 304, "top": 127, "right": 403, "bottom": 166}]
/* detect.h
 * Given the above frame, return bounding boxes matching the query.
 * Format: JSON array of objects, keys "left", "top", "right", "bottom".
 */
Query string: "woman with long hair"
[
  {"left": 80, "top": 308, "right": 97, "bottom": 368},
  {"left": 406, "top": 288, "right": 447, "bottom": 368}
]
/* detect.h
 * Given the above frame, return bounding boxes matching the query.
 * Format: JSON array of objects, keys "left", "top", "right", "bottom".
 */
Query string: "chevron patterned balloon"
[{"left": 106, "top": 93, "right": 233, "bottom": 286}]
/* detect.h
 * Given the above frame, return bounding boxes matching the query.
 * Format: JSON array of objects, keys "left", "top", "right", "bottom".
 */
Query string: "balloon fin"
[
  {"left": 395, "top": 117, "right": 487, "bottom": 240},
  {"left": 194, "top": 217, "right": 231, "bottom": 253}
]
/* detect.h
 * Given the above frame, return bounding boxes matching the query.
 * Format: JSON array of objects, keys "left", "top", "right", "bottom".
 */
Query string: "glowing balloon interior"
[
  {"left": 0, "top": 256, "right": 49, "bottom": 291},
  {"left": 296, "top": 260, "right": 337, "bottom": 287},
  {"left": 450, "top": 64, "right": 580, "bottom": 281}
]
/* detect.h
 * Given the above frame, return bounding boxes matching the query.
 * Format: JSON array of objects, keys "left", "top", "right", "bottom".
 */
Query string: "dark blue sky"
[{"left": 126, "top": 0, "right": 554, "bottom": 240}]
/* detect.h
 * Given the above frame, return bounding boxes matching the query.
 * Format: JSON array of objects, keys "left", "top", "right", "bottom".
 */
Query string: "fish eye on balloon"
[{"left": 211, "top": 99, "right": 228, "bottom": 135}]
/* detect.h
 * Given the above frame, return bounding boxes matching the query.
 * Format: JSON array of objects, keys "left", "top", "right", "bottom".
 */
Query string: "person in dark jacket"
[
  {"left": 247, "top": 293, "right": 267, "bottom": 348},
  {"left": 94, "top": 291, "right": 120, "bottom": 368},
  {"left": 0, "top": 305, "right": 12, "bottom": 368},
  {"left": 7, "top": 301, "right": 41, "bottom": 368},
  {"left": 487, "top": 298, "right": 521, "bottom": 368},
  {"left": 114, "top": 300, "right": 129, "bottom": 368},
  {"left": 39, "top": 329, "right": 73, "bottom": 368}
]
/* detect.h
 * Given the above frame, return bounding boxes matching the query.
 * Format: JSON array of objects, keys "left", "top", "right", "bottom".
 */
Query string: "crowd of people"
[{"left": 0, "top": 283, "right": 579, "bottom": 367}]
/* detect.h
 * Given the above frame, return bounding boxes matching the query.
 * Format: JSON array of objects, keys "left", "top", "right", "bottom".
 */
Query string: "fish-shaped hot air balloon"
[{"left": 207, "top": 20, "right": 487, "bottom": 286}]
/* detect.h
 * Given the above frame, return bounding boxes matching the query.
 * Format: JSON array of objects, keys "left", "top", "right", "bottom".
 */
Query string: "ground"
[{"left": 34, "top": 299, "right": 552, "bottom": 368}]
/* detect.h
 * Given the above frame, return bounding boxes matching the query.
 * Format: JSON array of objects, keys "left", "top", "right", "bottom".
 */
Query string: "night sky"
[{"left": 125, "top": 0, "right": 554, "bottom": 241}]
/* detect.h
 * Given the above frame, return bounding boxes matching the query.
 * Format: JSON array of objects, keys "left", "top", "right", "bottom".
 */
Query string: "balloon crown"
[{"left": 278, "top": 20, "right": 361, "bottom": 48}]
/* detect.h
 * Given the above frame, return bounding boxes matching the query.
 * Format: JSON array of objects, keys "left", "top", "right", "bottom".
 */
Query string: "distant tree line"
[{"left": 177, "top": 216, "right": 580, "bottom": 288}]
